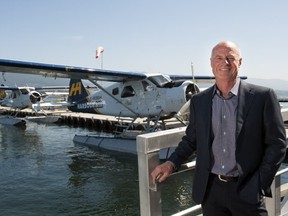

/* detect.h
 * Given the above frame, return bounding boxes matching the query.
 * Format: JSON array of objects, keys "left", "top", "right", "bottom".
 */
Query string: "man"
[{"left": 151, "top": 41, "right": 287, "bottom": 215}]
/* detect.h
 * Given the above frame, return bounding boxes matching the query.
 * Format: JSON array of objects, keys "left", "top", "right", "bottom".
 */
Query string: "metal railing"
[{"left": 137, "top": 127, "right": 288, "bottom": 216}]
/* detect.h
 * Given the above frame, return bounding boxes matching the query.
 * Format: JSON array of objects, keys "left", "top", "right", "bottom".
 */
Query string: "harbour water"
[{"left": 0, "top": 122, "right": 195, "bottom": 216}]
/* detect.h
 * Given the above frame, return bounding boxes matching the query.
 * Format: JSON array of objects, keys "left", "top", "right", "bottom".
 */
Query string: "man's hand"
[{"left": 151, "top": 161, "right": 174, "bottom": 184}]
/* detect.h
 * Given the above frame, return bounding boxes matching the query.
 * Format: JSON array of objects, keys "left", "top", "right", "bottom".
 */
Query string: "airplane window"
[
  {"left": 148, "top": 75, "right": 174, "bottom": 88},
  {"left": 121, "top": 86, "right": 135, "bottom": 98},
  {"left": 112, "top": 87, "right": 119, "bottom": 95},
  {"left": 20, "top": 89, "right": 29, "bottom": 95}
]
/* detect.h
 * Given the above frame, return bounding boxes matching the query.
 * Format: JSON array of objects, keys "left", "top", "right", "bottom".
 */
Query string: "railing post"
[
  {"left": 137, "top": 135, "right": 162, "bottom": 216},
  {"left": 266, "top": 174, "right": 281, "bottom": 216},
  {"left": 137, "top": 127, "right": 187, "bottom": 216}
]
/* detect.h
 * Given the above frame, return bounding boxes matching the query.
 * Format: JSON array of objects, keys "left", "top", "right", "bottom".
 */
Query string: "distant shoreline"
[{"left": 1, "top": 73, "right": 287, "bottom": 91}]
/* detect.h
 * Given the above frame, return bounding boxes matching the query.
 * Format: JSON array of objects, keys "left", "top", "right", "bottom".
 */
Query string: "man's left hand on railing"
[{"left": 151, "top": 161, "right": 175, "bottom": 184}]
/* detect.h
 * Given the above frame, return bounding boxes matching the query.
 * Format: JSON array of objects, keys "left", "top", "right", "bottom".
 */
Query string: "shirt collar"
[
  {"left": 230, "top": 77, "right": 240, "bottom": 96},
  {"left": 213, "top": 77, "right": 241, "bottom": 97}
]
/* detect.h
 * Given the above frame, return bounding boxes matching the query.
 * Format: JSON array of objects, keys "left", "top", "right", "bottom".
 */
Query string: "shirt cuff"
[{"left": 166, "top": 160, "right": 177, "bottom": 172}]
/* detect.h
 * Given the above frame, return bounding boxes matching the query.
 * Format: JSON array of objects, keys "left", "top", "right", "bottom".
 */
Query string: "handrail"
[
  {"left": 266, "top": 167, "right": 288, "bottom": 216},
  {"left": 137, "top": 127, "right": 288, "bottom": 216}
]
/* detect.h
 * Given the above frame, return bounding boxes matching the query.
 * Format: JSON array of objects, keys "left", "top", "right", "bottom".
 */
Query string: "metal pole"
[
  {"left": 101, "top": 53, "right": 104, "bottom": 70},
  {"left": 191, "top": 62, "right": 195, "bottom": 83}
]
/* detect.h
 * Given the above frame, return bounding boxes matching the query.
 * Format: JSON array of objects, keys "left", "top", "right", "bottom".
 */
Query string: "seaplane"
[
  {"left": 0, "top": 85, "right": 69, "bottom": 110},
  {"left": 0, "top": 58, "right": 246, "bottom": 158},
  {"left": 0, "top": 84, "right": 69, "bottom": 125}
]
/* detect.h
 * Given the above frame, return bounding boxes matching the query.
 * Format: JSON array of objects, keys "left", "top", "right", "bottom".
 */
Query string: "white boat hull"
[
  {"left": 26, "top": 116, "right": 61, "bottom": 124},
  {"left": 73, "top": 134, "right": 175, "bottom": 160},
  {"left": 0, "top": 116, "right": 26, "bottom": 127}
]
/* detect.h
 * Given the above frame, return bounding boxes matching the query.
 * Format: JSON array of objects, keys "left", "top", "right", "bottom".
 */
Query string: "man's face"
[{"left": 210, "top": 44, "right": 242, "bottom": 82}]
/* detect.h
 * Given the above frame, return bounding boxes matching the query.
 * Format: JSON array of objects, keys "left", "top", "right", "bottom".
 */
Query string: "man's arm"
[{"left": 260, "top": 89, "right": 287, "bottom": 195}]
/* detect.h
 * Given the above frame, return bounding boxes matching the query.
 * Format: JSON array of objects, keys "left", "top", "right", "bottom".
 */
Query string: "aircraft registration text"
[{"left": 77, "top": 101, "right": 104, "bottom": 109}]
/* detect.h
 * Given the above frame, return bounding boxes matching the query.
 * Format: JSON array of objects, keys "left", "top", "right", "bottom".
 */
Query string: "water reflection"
[
  {"left": 66, "top": 145, "right": 140, "bottom": 215},
  {"left": 0, "top": 123, "right": 45, "bottom": 169}
]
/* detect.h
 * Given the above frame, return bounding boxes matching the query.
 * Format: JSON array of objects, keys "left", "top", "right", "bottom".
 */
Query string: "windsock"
[{"left": 96, "top": 46, "right": 104, "bottom": 59}]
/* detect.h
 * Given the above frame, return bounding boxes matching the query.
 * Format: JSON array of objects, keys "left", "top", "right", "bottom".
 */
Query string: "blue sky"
[{"left": 1, "top": 0, "right": 288, "bottom": 85}]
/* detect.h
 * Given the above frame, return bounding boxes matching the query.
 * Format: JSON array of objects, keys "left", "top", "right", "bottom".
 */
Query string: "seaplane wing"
[
  {"left": 0, "top": 59, "right": 247, "bottom": 83},
  {"left": 0, "top": 59, "right": 147, "bottom": 82},
  {"left": 0, "top": 86, "right": 69, "bottom": 91}
]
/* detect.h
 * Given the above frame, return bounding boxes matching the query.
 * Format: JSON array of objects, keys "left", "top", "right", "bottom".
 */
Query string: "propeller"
[
  {"left": 174, "top": 83, "right": 199, "bottom": 125},
  {"left": 185, "top": 83, "right": 199, "bottom": 101},
  {"left": 29, "top": 91, "right": 42, "bottom": 104}
]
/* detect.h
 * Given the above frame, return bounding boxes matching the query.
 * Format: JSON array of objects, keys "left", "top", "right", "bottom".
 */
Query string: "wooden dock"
[{"left": 0, "top": 106, "right": 186, "bottom": 132}]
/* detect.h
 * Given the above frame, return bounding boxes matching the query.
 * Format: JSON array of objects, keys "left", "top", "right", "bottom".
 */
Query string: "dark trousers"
[{"left": 201, "top": 174, "right": 268, "bottom": 216}]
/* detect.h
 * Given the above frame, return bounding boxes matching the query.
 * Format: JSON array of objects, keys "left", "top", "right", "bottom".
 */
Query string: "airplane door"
[{"left": 141, "top": 80, "right": 162, "bottom": 116}]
